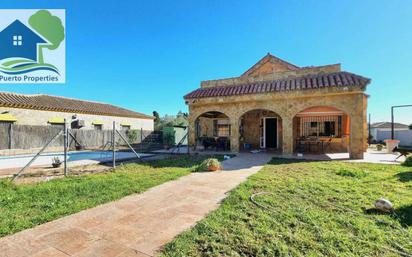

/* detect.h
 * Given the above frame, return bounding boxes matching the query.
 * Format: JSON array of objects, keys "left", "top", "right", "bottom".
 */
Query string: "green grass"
[
  {"left": 0, "top": 155, "right": 217, "bottom": 237},
  {"left": 162, "top": 159, "right": 412, "bottom": 257}
]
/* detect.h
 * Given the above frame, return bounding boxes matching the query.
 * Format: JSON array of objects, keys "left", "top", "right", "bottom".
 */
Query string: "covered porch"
[
  {"left": 293, "top": 106, "right": 350, "bottom": 154},
  {"left": 239, "top": 109, "right": 282, "bottom": 152},
  {"left": 194, "top": 111, "right": 231, "bottom": 151}
]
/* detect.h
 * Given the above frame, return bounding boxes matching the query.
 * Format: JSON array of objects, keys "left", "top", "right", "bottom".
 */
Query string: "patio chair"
[
  {"left": 295, "top": 137, "right": 306, "bottom": 152},
  {"left": 216, "top": 137, "right": 230, "bottom": 151},
  {"left": 322, "top": 138, "right": 333, "bottom": 153},
  {"left": 202, "top": 137, "right": 217, "bottom": 150}
]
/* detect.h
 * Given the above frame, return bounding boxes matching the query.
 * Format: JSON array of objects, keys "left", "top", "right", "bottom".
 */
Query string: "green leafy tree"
[
  {"left": 29, "top": 10, "right": 65, "bottom": 63},
  {"left": 153, "top": 111, "right": 160, "bottom": 122},
  {"left": 409, "top": 123, "right": 412, "bottom": 130},
  {"left": 153, "top": 111, "right": 188, "bottom": 131}
]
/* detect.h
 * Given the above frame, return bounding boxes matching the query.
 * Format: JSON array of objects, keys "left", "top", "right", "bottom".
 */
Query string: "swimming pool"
[{"left": 0, "top": 150, "right": 151, "bottom": 170}]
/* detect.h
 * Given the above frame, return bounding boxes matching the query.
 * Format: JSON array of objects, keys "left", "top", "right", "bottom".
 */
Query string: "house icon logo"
[
  {"left": 0, "top": 9, "right": 65, "bottom": 84},
  {"left": 0, "top": 20, "right": 48, "bottom": 62}
]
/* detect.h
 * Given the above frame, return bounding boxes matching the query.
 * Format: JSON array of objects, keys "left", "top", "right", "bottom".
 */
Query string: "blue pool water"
[{"left": 0, "top": 151, "right": 150, "bottom": 170}]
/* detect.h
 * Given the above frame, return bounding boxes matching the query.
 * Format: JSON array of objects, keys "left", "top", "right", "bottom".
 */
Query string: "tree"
[
  {"left": 409, "top": 123, "right": 412, "bottom": 130},
  {"left": 152, "top": 111, "right": 188, "bottom": 131},
  {"left": 28, "top": 10, "right": 65, "bottom": 64},
  {"left": 175, "top": 110, "right": 188, "bottom": 126},
  {"left": 153, "top": 111, "right": 160, "bottom": 122}
]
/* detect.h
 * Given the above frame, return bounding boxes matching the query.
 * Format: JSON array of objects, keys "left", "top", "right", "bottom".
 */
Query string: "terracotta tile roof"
[
  {"left": 0, "top": 92, "right": 154, "bottom": 119},
  {"left": 184, "top": 71, "right": 370, "bottom": 99}
]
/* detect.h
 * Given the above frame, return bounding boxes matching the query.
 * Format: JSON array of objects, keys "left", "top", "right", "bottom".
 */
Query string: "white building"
[
  {"left": 0, "top": 91, "right": 154, "bottom": 131},
  {"left": 370, "top": 122, "right": 411, "bottom": 146}
]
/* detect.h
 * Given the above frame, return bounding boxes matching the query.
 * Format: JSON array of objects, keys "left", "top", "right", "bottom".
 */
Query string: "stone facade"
[
  {"left": 185, "top": 54, "right": 370, "bottom": 159},
  {"left": 0, "top": 106, "right": 154, "bottom": 130}
]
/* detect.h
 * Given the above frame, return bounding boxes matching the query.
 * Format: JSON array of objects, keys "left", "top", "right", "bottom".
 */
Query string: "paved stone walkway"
[{"left": 0, "top": 153, "right": 272, "bottom": 257}]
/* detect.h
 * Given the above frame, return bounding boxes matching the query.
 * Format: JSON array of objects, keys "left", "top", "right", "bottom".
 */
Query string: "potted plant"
[
  {"left": 52, "top": 157, "right": 62, "bottom": 168},
  {"left": 198, "top": 158, "right": 221, "bottom": 172},
  {"left": 376, "top": 144, "right": 383, "bottom": 151}
]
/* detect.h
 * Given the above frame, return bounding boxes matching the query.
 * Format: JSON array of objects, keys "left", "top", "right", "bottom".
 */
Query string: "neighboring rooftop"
[
  {"left": 371, "top": 122, "right": 410, "bottom": 129},
  {"left": 184, "top": 53, "right": 371, "bottom": 100},
  {"left": 0, "top": 91, "right": 154, "bottom": 119}
]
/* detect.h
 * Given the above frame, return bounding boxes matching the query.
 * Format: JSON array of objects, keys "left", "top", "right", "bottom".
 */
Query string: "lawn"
[
  {"left": 0, "top": 155, "right": 217, "bottom": 237},
  {"left": 162, "top": 159, "right": 412, "bottom": 257}
]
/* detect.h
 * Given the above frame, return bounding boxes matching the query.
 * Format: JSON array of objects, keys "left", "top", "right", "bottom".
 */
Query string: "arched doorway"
[
  {"left": 293, "top": 106, "right": 350, "bottom": 154},
  {"left": 239, "top": 109, "right": 282, "bottom": 151},
  {"left": 194, "top": 111, "right": 231, "bottom": 151}
]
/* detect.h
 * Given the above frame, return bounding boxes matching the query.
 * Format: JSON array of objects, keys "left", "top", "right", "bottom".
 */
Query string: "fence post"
[
  {"left": 112, "top": 121, "right": 116, "bottom": 168},
  {"left": 187, "top": 126, "right": 190, "bottom": 155},
  {"left": 63, "top": 119, "right": 68, "bottom": 176},
  {"left": 8, "top": 123, "right": 12, "bottom": 150},
  {"left": 13, "top": 129, "right": 64, "bottom": 180},
  {"left": 140, "top": 127, "right": 143, "bottom": 153}
]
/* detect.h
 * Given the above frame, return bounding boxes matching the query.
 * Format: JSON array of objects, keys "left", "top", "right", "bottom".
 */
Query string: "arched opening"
[
  {"left": 194, "top": 111, "right": 231, "bottom": 151},
  {"left": 239, "top": 109, "right": 282, "bottom": 151},
  {"left": 293, "top": 106, "right": 350, "bottom": 154}
]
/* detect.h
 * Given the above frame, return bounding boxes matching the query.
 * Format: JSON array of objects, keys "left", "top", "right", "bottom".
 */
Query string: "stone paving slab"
[{"left": 0, "top": 153, "right": 272, "bottom": 257}]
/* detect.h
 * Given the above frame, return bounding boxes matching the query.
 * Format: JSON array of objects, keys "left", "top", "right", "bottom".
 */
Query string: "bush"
[
  {"left": 335, "top": 168, "right": 367, "bottom": 178},
  {"left": 196, "top": 158, "right": 221, "bottom": 172},
  {"left": 163, "top": 127, "right": 176, "bottom": 146},
  {"left": 403, "top": 156, "right": 412, "bottom": 167},
  {"left": 127, "top": 130, "right": 139, "bottom": 143}
]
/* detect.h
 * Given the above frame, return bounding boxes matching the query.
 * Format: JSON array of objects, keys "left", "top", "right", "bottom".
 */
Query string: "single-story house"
[
  {"left": 0, "top": 91, "right": 154, "bottom": 130},
  {"left": 184, "top": 53, "right": 371, "bottom": 159},
  {"left": 370, "top": 122, "right": 412, "bottom": 145}
]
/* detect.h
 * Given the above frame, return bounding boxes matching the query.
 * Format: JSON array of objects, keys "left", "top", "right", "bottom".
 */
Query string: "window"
[
  {"left": 94, "top": 124, "right": 103, "bottom": 131},
  {"left": 0, "top": 121, "right": 14, "bottom": 126},
  {"left": 49, "top": 123, "right": 64, "bottom": 129},
  {"left": 13, "top": 35, "right": 23, "bottom": 46},
  {"left": 213, "top": 119, "right": 230, "bottom": 137},
  {"left": 322, "top": 121, "right": 336, "bottom": 136},
  {"left": 121, "top": 125, "right": 131, "bottom": 131},
  {"left": 300, "top": 116, "right": 341, "bottom": 138}
]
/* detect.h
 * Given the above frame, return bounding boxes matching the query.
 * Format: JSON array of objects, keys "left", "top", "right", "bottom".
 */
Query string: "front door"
[{"left": 265, "top": 118, "right": 277, "bottom": 148}]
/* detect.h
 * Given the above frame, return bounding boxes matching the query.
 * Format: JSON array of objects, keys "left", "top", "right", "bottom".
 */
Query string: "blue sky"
[{"left": 1, "top": 0, "right": 411, "bottom": 124}]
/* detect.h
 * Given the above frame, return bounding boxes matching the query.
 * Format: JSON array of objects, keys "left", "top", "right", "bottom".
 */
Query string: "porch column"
[
  {"left": 282, "top": 116, "right": 293, "bottom": 155},
  {"left": 349, "top": 113, "right": 365, "bottom": 159},
  {"left": 188, "top": 115, "right": 196, "bottom": 149},
  {"left": 230, "top": 118, "right": 240, "bottom": 152}
]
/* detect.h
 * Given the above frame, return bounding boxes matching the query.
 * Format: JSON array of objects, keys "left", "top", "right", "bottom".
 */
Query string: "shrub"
[
  {"left": 127, "top": 130, "right": 139, "bottom": 143},
  {"left": 403, "top": 156, "right": 412, "bottom": 167},
  {"left": 196, "top": 158, "right": 221, "bottom": 172},
  {"left": 163, "top": 127, "right": 176, "bottom": 146},
  {"left": 335, "top": 168, "right": 366, "bottom": 178}
]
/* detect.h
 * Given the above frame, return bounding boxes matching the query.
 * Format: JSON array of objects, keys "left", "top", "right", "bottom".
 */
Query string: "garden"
[
  {"left": 0, "top": 155, "right": 218, "bottom": 237},
  {"left": 162, "top": 158, "right": 412, "bottom": 256}
]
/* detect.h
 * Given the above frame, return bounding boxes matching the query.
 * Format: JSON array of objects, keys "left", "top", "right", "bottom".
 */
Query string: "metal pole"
[
  {"left": 187, "top": 126, "right": 190, "bottom": 155},
  {"left": 368, "top": 113, "right": 371, "bottom": 144},
  {"left": 8, "top": 123, "right": 12, "bottom": 149},
  {"left": 390, "top": 104, "right": 412, "bottom": 140},
  {"left": 140, "top": 127, "right": 143, "bottom": 153},
  {"left": 391, "top": 107, "right": 394, "bottom": 140},
  {"left": 13, "top": 130, "right": 64, "bottom": 180},
  {"left": 68, "top": 130, "right": 82, "bottom": 148},
  {"left": 116, "top": 130, "right": 141, "bottom": 159},
  {"left": 112, "top": 121, "right": 116, "bottom": 168},
  {"left": 63, "top": 119, "right": 68, "bottom": 176}
]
